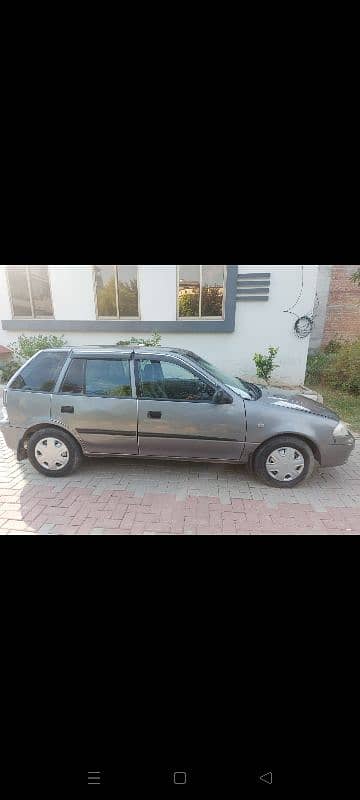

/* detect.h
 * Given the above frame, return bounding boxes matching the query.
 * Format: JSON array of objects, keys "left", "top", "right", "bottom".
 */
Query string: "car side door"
[
  {"left": 51, "top": 355, "right": 139, "bottom": 455},
  {"left": 136, "top": 356, "right": 246, "bottom": 461}
]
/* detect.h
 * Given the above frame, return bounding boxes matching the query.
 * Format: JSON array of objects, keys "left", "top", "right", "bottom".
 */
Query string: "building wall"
[
  {"left": 0, "top": 265, "right": 319, "bottom": 386},
  {"left": 311, "top": 265, "right": 360, "bottom": 350},
  {"left": 309, "top": 265, "right": 333, "bottom": 351},
  {"left": 322, "top": 265, "right": 360, "bottom": 346}
]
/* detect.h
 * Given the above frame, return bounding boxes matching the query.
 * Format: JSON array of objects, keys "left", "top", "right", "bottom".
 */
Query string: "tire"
[
  {"left": 28, "top": 428, "right": 82, "bottom": 478},
  {"left": 253, "top": 436, "right": 315, "bottom": 488}
]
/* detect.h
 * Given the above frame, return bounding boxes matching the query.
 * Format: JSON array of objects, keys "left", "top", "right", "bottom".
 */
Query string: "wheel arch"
[
  {"left": 250, "top": 432, "right": 321, "bottom": 468},
  {"left": 22, "top": 423, "right": 84, "bottom": 453}
]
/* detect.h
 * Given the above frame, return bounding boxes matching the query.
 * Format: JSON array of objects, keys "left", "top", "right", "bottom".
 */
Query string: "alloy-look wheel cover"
[
  {"left": 35, "top": 437, "right": 70, "bottom": 471},
  {"left": 265, "top": 447, "right": 305, "bottom": 483}
]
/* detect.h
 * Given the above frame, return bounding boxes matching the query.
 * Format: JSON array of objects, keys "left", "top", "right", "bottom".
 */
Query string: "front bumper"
[
  {"left": 0, "top": 417, "right": 26, "bottom": 455},
  {"left": 320, "top": 434, "right": 356, "bottom": 467}
]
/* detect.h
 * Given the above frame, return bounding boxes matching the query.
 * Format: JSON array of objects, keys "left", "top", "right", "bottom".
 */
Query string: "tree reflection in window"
[
  {"left": 178, "top": 266, "right": 225, "bottom": 318},
  {"left": 95, "top": 266, "right": 139, "bottom": 318}
]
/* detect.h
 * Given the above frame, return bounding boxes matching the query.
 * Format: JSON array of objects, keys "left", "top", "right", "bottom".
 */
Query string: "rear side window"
[
  {"left": 60, "top": 359, "right": 86, "bottom": 394},
  {"left": 85, "top": 359, "right": 132, "bottom": 398},
  {"left": 10, "top": 352, "right": 68, "bottom": 393}
]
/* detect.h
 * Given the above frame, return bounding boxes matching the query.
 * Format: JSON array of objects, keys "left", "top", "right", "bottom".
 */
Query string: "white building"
[{"left": 0, "top": 265, "right": 319, "bottom": 386}]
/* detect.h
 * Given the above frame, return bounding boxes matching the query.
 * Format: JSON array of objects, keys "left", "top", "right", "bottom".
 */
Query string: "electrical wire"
[{"left": 283, "top": 265, "right": 305, "bottom": 316}]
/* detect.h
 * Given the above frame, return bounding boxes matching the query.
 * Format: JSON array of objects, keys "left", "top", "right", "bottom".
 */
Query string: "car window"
[
  {"left": 10, "top": 352, "right": 68, "bottom": 393},
  {"left": 85, "top": 359, "right": 132, "bottom": 398},
  {"left": 138, "top": 359, "right": 216, "bottom": 402},
  {"left": 60, "top": 359, "right": 86, "bottom": 394}
]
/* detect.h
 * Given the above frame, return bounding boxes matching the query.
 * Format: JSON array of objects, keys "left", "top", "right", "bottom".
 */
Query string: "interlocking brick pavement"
[{"left": 1, "top": 429, "right": 359, "bottom": 534}]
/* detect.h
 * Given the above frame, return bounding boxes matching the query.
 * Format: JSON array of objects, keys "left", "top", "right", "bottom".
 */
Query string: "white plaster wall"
[
  {"left": 139, "top": 266, "right": 176, "bottom": 320},
  {"left": 231, "top": 265, "right": 319, "bottom": 384},
  {"left": 0, "top": 265, "right": 318, "bottom": 386},
  {"left": 0, "top": 266, "right": 13, "bottom": 323},
  {"left": 48, "top": 266, "right": 96, "bottom": 321}
]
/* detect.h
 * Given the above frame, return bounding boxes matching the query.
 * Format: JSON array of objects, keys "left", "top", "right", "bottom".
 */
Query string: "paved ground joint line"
[{"left": 0, "top": 431, "right": 359, "bottom": 534}]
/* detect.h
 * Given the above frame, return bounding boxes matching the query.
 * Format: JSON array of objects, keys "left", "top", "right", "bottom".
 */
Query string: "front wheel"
[
  {"left": 253, "top": 436, "right": 315, "bottom": 488},
  {"left": 28, "top": 428, "right": 82, "bottom": 477}
]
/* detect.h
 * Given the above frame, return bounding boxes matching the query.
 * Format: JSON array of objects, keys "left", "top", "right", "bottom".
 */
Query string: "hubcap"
[
  {"left": 35, "top": 437, "right": 70, "bottom": 471},
  {"left": 266, "top": 447, "right": 305, "bottom": 483}
]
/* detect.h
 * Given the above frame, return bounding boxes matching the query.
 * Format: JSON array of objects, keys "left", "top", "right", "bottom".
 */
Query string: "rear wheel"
[
  {"left": 28, "top": 428, "right": 82, "bottom": 477},
  {"left": 253, "top": 436, "right": 315, "bottom": 488}
]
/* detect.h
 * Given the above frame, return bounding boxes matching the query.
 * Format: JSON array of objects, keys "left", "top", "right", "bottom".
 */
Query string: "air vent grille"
[{"left": 237, "top": 272, "right": 271, "bottom": 301}]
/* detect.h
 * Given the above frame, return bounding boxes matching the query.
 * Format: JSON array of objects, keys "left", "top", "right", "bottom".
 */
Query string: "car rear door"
[
  {"left": 136, "top": 356, "right": 246, "bottom": 461},
  {"left": 51, "top": 355, "right": 138, "bottom": 455}
]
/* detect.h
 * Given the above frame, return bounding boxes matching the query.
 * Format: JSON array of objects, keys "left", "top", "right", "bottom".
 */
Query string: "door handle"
[
  {"left": 61, "top": 406, "right": 74, "bottom": 414},
  {"left": 148, "top": 411, "right": 162, "bottom": 419}
]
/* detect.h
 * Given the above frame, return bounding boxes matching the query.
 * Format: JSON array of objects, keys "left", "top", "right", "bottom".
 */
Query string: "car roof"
[{"left": 42, "top": 346, "right": 196, "bottom": 358}]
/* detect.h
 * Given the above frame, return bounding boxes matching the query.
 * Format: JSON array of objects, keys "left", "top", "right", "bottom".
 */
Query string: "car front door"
[
  {"left": 136, "top": 356, "right": 246, "bottom": 461},
  {"left": 51, "top": 356, "right": 138, "bottom": 455}
]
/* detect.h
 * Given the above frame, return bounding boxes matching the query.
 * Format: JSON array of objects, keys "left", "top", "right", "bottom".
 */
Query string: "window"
[
  {"left": 7, "top": 266, "right": 53, "bottom": 318},
  {"left": 138, "top": 359, "right": 216, "bottom": 402},
  {"left": 94, "top": 266, "right": 139, "bottom": 318},
  {"left": 61, "top": 359, "right": 86, "bottom": 394},
  {"left": 10, "top": 352, "right": 68, "bottom": 392},
  {"left": 85, "top": 359, "right": 132, "bottom": 398},
  {"left": 178, "top": 266, "right": 226, "bottom": 319}
]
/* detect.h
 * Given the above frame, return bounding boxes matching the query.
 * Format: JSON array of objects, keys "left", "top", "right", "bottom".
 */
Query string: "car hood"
[{"left": 258, "top": 386, "right": 339, "bottom": 421}]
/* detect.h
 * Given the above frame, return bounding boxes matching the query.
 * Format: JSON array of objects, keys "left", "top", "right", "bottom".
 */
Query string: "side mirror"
[{"left": 213, "top": 389, "right": 232, "bottom": 405}]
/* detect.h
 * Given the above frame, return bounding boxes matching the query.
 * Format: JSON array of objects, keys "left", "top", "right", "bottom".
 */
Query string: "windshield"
[{"left": 189, "top": 354, "right": 251, "bottom": 396}]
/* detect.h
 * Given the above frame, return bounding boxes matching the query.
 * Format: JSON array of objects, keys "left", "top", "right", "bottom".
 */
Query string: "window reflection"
[
  {"left": 178, "top": 266, "right": 225, "bottom": 318},
  {"left": 95, "top": 266, "right": 139, "bottom": 318}
]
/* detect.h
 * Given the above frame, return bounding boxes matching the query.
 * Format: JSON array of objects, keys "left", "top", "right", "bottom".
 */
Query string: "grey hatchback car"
[{"left": 0, "top": 347, "right": 355, "bottom": 487}]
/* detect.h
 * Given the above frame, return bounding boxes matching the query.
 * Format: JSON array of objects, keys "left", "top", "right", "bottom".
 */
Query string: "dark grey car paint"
[{"left": 0, "top": 347, "right": 356, "bottom": 470}]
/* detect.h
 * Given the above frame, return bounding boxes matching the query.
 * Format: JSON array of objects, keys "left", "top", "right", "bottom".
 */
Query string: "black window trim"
[
  {"left": 134, "top": 354, "right": 232, "bottom": 404},
  {"left": 58, "top": 355, "right": 135, "bottom": 400}
]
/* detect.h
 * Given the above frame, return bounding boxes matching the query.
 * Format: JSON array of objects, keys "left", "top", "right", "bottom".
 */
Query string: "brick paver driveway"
[{"left": 1, "top": 423, "right": 359, "bottom": 533}]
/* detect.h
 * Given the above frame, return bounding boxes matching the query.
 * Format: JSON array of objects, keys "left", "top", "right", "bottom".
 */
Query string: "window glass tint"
[
  {"left": 29, "top": 266, "right": 53, "bottom": 317},
  {"left": 61, "top": 359, "right": 85, "bottom": 394},
  {"left": 178, "top": 265, "right": 200, "bottom": 317},
  {"left": 202, "top": 265, "right": 225, "bottom": 317},
  {"left": 117, "top": 266, "right": 139, "bottom": 317},
  {"left": 94, "top": 266, "right": 118, "bottom": 317},
  {"left": 10, "top": 352, "right": 68, "bottom": 392},
  {"left": 85, "top": 359, "right": 132, "bottom": 398},
  {"left": 139, "top": 359, "right": 215, "bottom": 402},
  {"left": 7, "top": 266, "right": 32, "bottom": 317}
]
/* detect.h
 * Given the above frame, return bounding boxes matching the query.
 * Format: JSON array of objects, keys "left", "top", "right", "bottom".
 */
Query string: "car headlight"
[
  {"left": 0, "top": 406, "right": 8, "bottom": 423},
  {"left": 333, "top": 421, "right": 350, "bottom": 438}
]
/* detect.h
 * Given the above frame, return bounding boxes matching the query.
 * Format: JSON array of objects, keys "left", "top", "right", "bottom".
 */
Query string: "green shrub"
[
  {"left": 253, "top": 347, "right": 280, "bottom": 383},
  {"left": 323, "top": 339, "right": 343, "bottom": 354},
  {"left": 0, "top": 334, "right": 68, "bottom": 385},
  {"left": 115, "top": 331, "right": 162, "bottom": 348},
  {"left": 323, "top": 340, "right": 360, "bottom": 394},
  {"left": 10, "top": 334, "right": 68, "bottom": 364},
  {"left": 0, "top": 360, "right": 22, "bottom": 384},
  {"left": 306, "top": 351, "right": 331, "bottom": 384},
  {"left": 306, "top": 339, "right": 360, "bottom": 395}
]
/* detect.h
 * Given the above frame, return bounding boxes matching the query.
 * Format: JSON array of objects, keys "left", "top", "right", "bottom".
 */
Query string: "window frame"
[
  {"left": 6, "top": 266, "right": 54, "bottom": 320},
  {"left": 93, "top": 265, "right": 140, "bottom": 320},
  {"left": 59, "top": 357, "right": 86, "bottom": 396},
  {"left": 135, "top": 355, "right": 228, "bottom": 404},
  {"left": 58, "top": 356, "right": 135, "bottom": 400},
  {"left": 177, "top": 265, "right": 227, "bottom": 321},
  {"left": 8, "top": 351, "right": 68, "bottom": 394}
]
